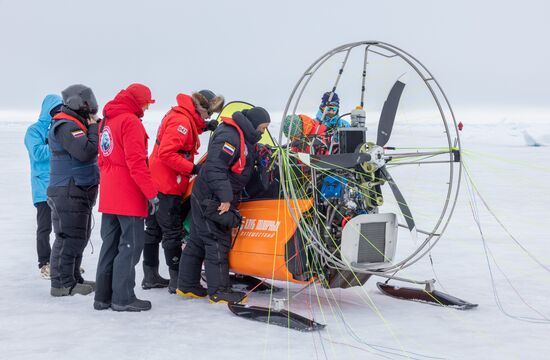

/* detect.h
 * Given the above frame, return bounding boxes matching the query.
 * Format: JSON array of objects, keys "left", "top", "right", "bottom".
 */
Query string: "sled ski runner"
[
  {"left": 228, "top": 303, "right": 326, "bottom": 332},
  {"left": 377, "top": 282, "right": 478, "bottom": 310}
]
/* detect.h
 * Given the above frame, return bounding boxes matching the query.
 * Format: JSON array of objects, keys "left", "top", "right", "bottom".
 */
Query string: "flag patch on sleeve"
[
  {"left": 177, "top": 125, "right": 188, "bottom": 135},
  {"left": 71, "top": 130, "right": 85, "bottom": 138},
  {"left": 223, "top": 142, "right": 235, "bottom": 156}
]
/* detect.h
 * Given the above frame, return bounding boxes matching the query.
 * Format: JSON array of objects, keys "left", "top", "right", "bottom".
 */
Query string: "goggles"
[{"left": 325, "top": 106, "right": 339, "bottom": 112}]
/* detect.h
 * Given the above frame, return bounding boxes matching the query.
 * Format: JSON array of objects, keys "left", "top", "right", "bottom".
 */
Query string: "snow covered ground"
[{"left": 1, "top": 108, "right": 549, "bottom": 360}]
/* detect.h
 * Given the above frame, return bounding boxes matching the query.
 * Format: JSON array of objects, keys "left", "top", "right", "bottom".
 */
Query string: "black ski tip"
[
  {"left": 377, "top": 282, "right": 478, "bottom": 310},
  {"left": 228, "top": 303, "right": 326, "bottom": 332}
]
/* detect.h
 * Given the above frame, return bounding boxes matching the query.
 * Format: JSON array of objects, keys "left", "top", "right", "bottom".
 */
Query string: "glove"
[
  {"left": 148, "top": 196, "right": 160, "bottom": 216},
  {"left": 205, "top": 119, "right": 218, "bottom": 132},
  {"left": 192, "top": 163, "right": 202, "bottom": 175}
]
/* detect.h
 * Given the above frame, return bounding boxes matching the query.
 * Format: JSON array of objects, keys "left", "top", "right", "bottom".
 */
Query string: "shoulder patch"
[
  {"left": 177, "top": 125, "right": 188, "bottom": 135},
  {"left": 223, "top": 142, "right": 235, "bottom": 156},
  {"left": 71, "top": 130, "right": 85, "bottom": 138}
]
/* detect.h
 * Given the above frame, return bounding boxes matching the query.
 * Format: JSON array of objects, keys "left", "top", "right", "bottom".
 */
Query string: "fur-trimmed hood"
[{"left": 191, "top": 91, "right": 224, "bottom": 115}]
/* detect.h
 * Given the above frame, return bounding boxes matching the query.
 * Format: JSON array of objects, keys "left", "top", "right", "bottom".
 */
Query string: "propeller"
[
  {"left": 376, "top": 80, "right": 406, "bottom": 147},
  {"left": 378, "top": 166, "right": 415, "bottom": 232},
  {"left": 373, "top": 80, "right": 415, "bottom": 231}
]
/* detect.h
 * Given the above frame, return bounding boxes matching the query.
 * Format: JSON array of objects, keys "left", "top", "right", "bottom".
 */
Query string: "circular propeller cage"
[{"left": 277, "top": 41, "right": 463, "bottom": 277}]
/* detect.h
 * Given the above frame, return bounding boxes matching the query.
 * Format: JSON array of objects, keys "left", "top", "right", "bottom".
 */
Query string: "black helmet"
[{"left": 62, "top": 84, "right": 98, "bottom": 115}]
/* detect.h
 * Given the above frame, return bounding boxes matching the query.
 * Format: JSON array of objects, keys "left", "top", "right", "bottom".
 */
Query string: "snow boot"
[
  {"left": 71, "top": 283, "right": 94, "bottom": 296},
  {"left": 50, "top": 283, "right": 93, "bottom": 297},
  {"left": 141, "top": 264, "right": 169, "bottom": 290},
  {"left": 93, "top": 300, "right": 111, "bottom": 311},
  {"left": 176, "top": 285, "right": 208, "bottom": 299},
  {"left": 39, "top": 263, "right": 50, "bottom": 280},
  {"left": 209, "top": 289, "right": 248, "bottom": 304},
  {"left": 168, "top": 269, "right": 178, "bottom": 294},
  {"left": 111, "top": 298, "right": 152, "bottom": 312},
  {"left": 78, "top": 278, "right": 96, "bottom": 291}
]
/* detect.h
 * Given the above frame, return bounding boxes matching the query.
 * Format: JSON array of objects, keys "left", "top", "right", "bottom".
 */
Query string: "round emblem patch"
[{"left": 100, "top": 126, "right": 114, "bottom": 156}]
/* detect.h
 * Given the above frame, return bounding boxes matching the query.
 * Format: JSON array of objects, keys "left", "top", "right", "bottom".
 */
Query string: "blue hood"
[
  {"left": 24, "top": 94, "right": 63, "bottom": 204},
  {"left": 38, "top": 94, "right": 63, "bottom": 124}
]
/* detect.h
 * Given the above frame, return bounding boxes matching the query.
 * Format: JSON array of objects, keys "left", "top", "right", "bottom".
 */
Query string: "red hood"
[
  {"left": 174, "top": 93, "right": 205, "bottom": 134},
  {"left": 103, "top": 90, "right": 144, "bottom": 119}
]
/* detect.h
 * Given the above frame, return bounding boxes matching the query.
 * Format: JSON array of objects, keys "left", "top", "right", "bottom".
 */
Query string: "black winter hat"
[{"left": 242, "top": 107, "right": 271, "bottom": 129}]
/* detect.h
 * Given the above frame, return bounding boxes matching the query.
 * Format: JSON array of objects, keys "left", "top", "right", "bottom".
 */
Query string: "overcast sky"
[{"left": 0, "top": 0, "right": 548, "bottom": 113}]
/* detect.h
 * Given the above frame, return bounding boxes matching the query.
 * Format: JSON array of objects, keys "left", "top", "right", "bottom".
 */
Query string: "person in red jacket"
[
  {"left": 143, "top": 90, "right": 224, "bottom": 293},
  {"left": 94, "top": 83, "right": 159, "bottom": 312}
]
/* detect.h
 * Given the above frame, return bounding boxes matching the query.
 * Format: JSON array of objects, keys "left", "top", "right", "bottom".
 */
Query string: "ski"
[
  {"left": 377, "top": 282, "right": 478, "bottom": 310},
  {"left": 228, "top": 303, "right": 326, "bottom": 332},
  {"left": 230, "top": 274, "right": 281, "bottom": 293}
]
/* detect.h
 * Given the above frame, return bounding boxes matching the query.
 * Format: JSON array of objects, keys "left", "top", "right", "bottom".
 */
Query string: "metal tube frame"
[{"left": 278, "top": 41, "right": 462, "bottom": 278}]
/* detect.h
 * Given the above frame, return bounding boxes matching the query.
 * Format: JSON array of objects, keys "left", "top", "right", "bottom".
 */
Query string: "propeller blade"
[
  {"left": 379, "top": 166, "right": 415, "bottom": 232},
  {"left": 376, "top": 80, "right": 406, "bottom": 147}
]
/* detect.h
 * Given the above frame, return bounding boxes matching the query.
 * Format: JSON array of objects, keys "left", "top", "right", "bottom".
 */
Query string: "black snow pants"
[
  {"left": 47, "top": 183, "right": 98, "bottom": 289},
  {"left": 35, "top": 201, "right": 52, "bottom": 268},
  {"left": 94, "top": 214, "right": 145, "bottom": 306},
  {"left": 143, "top": 193, "right": 184, "bottom": 271},
  {"left": 177, "top": 192, "right": 236, "bottom": 296}
]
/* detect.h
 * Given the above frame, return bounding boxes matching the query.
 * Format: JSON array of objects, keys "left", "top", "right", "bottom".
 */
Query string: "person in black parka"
[
  {"left": 176, "top": 107, "right": 271, "bottom": 304},
  {"left": 47, "top": 84, "right": 100, "bottom": 297}
]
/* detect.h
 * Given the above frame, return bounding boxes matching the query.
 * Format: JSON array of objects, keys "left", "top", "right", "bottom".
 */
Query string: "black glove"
[
  {"left": 205, "top": 119, "right": 218, "bottom": 132},
  {"left": 201, "top": 199, "right": 242, "bottom": 228},
  {"left": 148, "top": 196, "right": 160, "bottom": 216},
  {"left": 192, "top": 163, "right": 202, "bottom": 175}
]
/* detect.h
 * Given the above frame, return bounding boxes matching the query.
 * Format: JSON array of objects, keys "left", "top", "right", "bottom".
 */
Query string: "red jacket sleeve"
[
  {"left": 157, "top": 117, "right": 195, "bottom": 175},
  {"left": 122, "top": 117, "right": 158, "bottom": 200}
]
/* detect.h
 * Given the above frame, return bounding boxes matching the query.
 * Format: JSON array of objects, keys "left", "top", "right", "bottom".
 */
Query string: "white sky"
[{"left": 0, "top": 0, "right": 549, "bottom": 112}]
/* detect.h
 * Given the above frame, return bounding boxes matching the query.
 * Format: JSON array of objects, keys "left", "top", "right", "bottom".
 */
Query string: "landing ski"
[
  {"left": 228, "top": 303, "right": 326, "bottom": 332},
  {"left": 377, "top": 282, "right": 478, "bottom": 310}
]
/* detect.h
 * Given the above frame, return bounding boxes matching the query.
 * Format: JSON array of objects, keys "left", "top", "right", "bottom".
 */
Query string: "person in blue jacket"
[
  {"left": 24, "top": 94, "right": 63, "bottom": 279},
  {"left": 315, "top": 91, "right": 350, "bottom": 129}
]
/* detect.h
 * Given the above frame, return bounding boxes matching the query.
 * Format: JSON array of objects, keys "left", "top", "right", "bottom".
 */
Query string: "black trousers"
[
  {"left": 143, "top": 193, "right": 184, "bottom": 271},
  {"left": 177, "top": 193, "right": 233, "bottom": 296},
  {"left": 48, "top": 184, "right": 97, "bottom": 289},
  {"left": 35, "top": 201, "right": 52, "bottom": 268},
  {"left": 95, "top": 214, "right": 145, "bottom": 306}
]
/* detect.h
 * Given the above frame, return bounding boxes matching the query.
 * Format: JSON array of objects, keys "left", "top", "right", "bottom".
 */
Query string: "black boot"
[
  {"left": 111, "top": 298, "right": 152, "bottom": 312},
  {"left": 176, "top": 284, "right": 208, "bottom": 299},
  {"left": 209, "top": 288, "right": 248, "bottom": 304},
  {"left": 141, "top": 264, "right": 169, "bottom": 290},
  {"left": 168, "top": 269, "right": 178, "bottom": 294}
]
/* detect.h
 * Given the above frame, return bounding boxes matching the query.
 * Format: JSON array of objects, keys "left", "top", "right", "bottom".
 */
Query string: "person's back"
[
  {"left": 94, "top": 83, "right": 158, "bottom": 312},
  {"left": 23, "top": 94, "right": 63, "bottom": 278},
  {"left": 98, "top": 86, "right": 157, "bottom": 217}
]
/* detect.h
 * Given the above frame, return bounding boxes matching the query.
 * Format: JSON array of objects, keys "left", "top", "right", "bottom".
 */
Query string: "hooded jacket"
[
  {"left": 195, "top": 111, "right": 262, "bottom": 204},
  {"left": 24, "top": 94, "right": 63, "bottom": 204},
  {"left": 98, "top": 89, "right": 158, "bottom": 217},
  {"left": 149, "top": 94, "right": 205, "bottom": 196},
  {"left": 315, "top": 110, "right": 350, "bottom": 128}
]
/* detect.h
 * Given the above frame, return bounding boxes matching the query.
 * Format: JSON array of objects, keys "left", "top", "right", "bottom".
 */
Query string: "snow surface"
[{"left": 1, "top": 109, "right": 549, "bottom": 360}]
